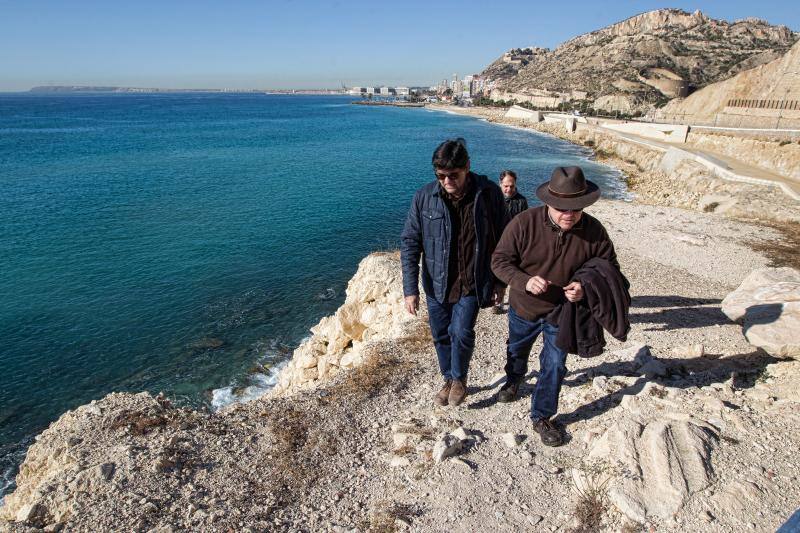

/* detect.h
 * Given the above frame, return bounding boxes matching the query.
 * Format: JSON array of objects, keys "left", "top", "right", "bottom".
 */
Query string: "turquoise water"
[{"left": 0, "top": 93, "right": 625, "bottom": 496}]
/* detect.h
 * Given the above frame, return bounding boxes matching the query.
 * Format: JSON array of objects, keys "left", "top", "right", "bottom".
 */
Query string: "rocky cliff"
[
  {"left": 270, "top": 252, "right": 412, "bottom": 395},
  {"left": 482, "top": 9, "right": 797, "bottom": 112}
]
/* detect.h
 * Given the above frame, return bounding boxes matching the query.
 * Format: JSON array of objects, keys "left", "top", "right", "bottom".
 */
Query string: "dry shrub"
[
  {"left": 620, "top": 522, "right": 642, "bottom": 533},
  {"left": 330, "top": 344, "right": 416, "bottom": 401},
  {"left": 265, "top": 405, "right": 317, "bottom": 486},
  {"left": 109, "top": 411, "right": 168, "bottom": 435},
  {"left": 573, "top": 486, "right": 607, "bottom": 533},
  {"left": 268, "top": 405, "right": 309, "bottom": 454},
  {"left": 571, "top": 462, "right": 614, "bottom": 533},
  {"left": 748, "top": 219, "right": 800, "bottom": 268},
  {"left": 361, "top": 501, "right": 423, "bottom": 533}
]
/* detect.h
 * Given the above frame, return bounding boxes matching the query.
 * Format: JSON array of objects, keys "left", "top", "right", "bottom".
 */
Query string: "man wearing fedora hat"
[{"left": 491, "top": 166, "right": 619, "bottom": 446}]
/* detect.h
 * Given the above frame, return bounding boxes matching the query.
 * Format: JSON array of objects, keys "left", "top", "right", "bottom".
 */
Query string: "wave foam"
[{"left": 210, "top": 361, "right": 287, "bottom": 411}]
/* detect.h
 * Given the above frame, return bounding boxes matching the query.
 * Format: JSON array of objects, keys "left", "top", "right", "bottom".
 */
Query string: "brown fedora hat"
[{"left": 535, "top": 166, "right": 600, "bottom": 210}]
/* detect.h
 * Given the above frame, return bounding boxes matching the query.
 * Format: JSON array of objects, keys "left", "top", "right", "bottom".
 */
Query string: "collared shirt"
[{"left": 441, "top": 178, "right": 477, "bottom": 303}]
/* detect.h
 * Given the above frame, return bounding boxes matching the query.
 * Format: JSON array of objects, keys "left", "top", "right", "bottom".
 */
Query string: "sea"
[{"left": 0, "top": 93, "right": 627, "bottom": 498}]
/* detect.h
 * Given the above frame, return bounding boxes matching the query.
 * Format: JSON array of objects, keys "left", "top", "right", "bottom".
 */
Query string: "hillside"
[
  {"left": 482, "top": 9, "right": 797, "bottom": 112},
  {"left": 657, "top": 39, "right": 800, "bottom": 127}
]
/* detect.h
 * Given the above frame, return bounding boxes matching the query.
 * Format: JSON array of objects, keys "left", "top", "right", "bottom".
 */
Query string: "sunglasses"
[
  {"left": 552, "top": 207, "right": 583, "bottom": 213},
  {"left": 434, "top": 170, "right": 466, "bottom": 181}
]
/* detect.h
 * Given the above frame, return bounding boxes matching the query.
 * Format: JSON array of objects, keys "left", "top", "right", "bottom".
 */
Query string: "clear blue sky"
[{"left": 0, "top": 0, "right": 797, "bottom": 91}]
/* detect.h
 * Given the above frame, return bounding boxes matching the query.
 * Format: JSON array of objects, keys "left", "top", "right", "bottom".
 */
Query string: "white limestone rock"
[
  {"left": 721, "top": 267, "right": 800, "bottom": 358},
  {"left": 589, "top": 418, "right": 718, "bottom": 523},
  {"left": 672, "top": 343, "right": 705, "bottom": 357},
  {"left": 271, "top": 253, "right": 415, "bottom": 395},
  {"left": 639, "top": 359, "right": 668, "bottom": 378},
  {"left": 722, "top": 267, "right": 800, "bottom": 322},
  {"left": 610, "top": 344, "right": 651, "bottom": 364},
  {"left": 432, "top": 435, "right": 463, "bottom": 464},
  {"left": 711, "top": 480, "right": 763, "bottom": 519},
  {"left": 501, "top": 433, "right": 523, "bottom": 448},
  {"left": 743, "top": 301, "right": 800, "bottom": 358},
  {"left": 450, "top": 427, "right": 471, "bottom": 442},
  {"left": 389, "top": 455, "right": 411, "bottom": 468}
]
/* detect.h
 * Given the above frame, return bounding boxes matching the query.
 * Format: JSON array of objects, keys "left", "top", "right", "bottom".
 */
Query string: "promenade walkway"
[{"left": 591, "top": 124, "right": 800, "bottom": 201}]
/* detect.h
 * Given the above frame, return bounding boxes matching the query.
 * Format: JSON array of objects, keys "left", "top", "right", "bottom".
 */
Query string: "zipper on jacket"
[
  {"left": 555, "top": 228, "right": 564, "bottom": 255},
  {"left": 473, "top": 187, "right": 484, "bottom": 306},
  {"left": 547, "top": 209, "right": 565, "bottom": 256},
  {"left": 442, "top": 197, "right": 450, "bottom": 302}
]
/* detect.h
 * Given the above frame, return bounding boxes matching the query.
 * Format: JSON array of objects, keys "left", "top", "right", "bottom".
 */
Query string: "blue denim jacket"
[{"left": 400, "top": 172, "right": 505, "bottom": 307}]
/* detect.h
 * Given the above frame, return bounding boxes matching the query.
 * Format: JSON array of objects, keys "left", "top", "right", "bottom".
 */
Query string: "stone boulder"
[
  {"left": 721, "top": 267, "right": 800, "bottom": 358},
  {"left": 588, "top": 417, "right": 718, "bottom": 523},
  {"left": 432, "top": 435, "right": 463, "bottom": 463}
]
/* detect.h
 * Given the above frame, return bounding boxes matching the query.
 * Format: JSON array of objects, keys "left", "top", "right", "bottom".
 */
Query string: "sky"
[{"left": 0, "top": 0, "right": 798, "bottom": 91}]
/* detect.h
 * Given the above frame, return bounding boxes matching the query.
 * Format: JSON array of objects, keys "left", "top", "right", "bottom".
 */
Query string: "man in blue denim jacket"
[{"left": 401, "top": 139, "right": 506, "bottom": 407}]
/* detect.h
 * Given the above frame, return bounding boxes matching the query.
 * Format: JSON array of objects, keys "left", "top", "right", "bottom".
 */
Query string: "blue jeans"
[
  {"left": 426, "top": 294, "right": 480, "bottom": 381},
  {"left": 506, "top": 307, "right": 568, "bottom": 420}
]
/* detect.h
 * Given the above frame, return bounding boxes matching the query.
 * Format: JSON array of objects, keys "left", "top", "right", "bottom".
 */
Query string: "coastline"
[
  {"left": 3, "top": 107, "right": 800, "bottom": 532},
  {"left": 425, "top": 104, "right": 800, "bottom": 224}
]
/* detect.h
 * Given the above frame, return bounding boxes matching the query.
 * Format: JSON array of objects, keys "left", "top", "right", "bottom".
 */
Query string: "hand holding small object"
[
  {"left": 564, "top": 281, "right": 584, "bottom": 302},
  {"left": 526, "top": 276, "right": 549, "bottom": 295}
]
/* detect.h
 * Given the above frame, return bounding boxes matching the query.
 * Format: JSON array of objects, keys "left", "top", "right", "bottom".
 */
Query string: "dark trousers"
[
  {"left": 506, "top": 307, "right": 568, "bottom": 420},
  {"left": 426, "top": 294, "right": 480, "bottom": 381}
]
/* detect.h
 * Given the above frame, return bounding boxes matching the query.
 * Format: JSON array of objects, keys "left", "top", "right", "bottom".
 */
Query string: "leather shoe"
[
  {"left": 434, "top": 380, "right": 452, "bottom": 406},
  {"left": 532, "top": 417, "right": 563, "bottom": 447},
  {"left": 497, "top": 380, "right": 520, "bottom": 403},
  {"left": 448, "top": 379, "right": 467, "bottom": 406}
]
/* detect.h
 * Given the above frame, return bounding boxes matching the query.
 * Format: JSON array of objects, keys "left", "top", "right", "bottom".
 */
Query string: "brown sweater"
[{"left": 491, "top": 206, "right": 618, "bottom": 321}]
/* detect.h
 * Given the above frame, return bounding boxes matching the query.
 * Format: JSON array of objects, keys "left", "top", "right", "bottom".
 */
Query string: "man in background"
[
  {"left": 494, "top": 170, "right": 528, "bottom": 314},
  {"left": 401, "top": 139, "right": 506, "bottom": 407},
  {"left": 500, "top": 170, "right": 528, "bottom": 224}
]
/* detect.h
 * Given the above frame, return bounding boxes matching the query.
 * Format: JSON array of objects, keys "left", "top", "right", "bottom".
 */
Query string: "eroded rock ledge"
[{"left": 270, "top": 251, "right": 414, "bottom": 395}]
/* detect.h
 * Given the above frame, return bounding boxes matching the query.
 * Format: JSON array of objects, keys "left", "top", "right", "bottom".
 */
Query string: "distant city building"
[
  {"left": 366, "top": 87, "right": 375, "bottom": 95},
  {"left": 396, "top": 87, "right": 410, "bottom": 96},
  {"left": 379, "top": 86, "right": 391, "bottom": 96}
]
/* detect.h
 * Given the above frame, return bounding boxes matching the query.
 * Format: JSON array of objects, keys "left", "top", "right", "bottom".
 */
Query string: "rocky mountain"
[{"left": 482, "top": 9, "right": 797, "bottom": 112}]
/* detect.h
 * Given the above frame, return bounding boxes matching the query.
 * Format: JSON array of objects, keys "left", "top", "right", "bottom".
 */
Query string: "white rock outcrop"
[
  {"left": 0, "top": 393, "right": 163, "bottom": 527},
  {"left": 271, "top": 252, "right": 412, "bottom": 395},
  {"left": 589, "top": 417, "right": 718, "bottom": 523},
  {"left": 721, "top": 267, "right": 800, "bottom": 358}
]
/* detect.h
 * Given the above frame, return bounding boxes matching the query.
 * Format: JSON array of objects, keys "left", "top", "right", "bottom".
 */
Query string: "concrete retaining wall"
[
  {"left": 600, "top": 122, "right": 690, "bottom": 143},
  {"left": 504, "top": 105, "right": 543, "bottom": 122}
]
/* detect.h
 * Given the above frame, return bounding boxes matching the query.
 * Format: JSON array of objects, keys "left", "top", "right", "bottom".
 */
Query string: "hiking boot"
[
  {"left": 434, "top": 380, "right": 452, "bottom": 406},
  {"left": 448, "top": 379, "right": 467, "bottom": 406},
  {"left": 532, "top": 417, "right": 563, "bottom": 447},
  {"left": 497, "top": 380, "right": 520, "bottom": 403}
]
